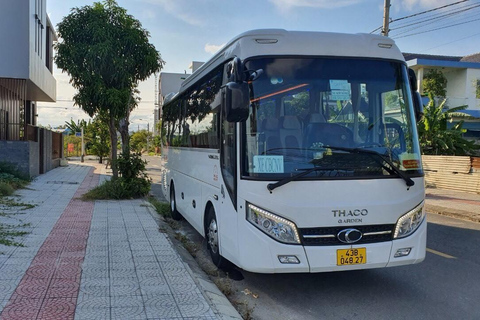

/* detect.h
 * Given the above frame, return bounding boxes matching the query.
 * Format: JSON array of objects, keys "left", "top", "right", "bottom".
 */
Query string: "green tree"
[
  {"left": 130, "top": 129, "right": 153, "bottom": 153},
  {"left": 418, "top": 93, "right": 478, "bottom": 155},
  {"left": 423, "top": 69, "right": 447, "bottom": 98},
  {"left": 55, "top": 0, "right": 163, "bottom": 178},
  {"left": 86, "top": 114, "right": 110, "bottom": 163}
]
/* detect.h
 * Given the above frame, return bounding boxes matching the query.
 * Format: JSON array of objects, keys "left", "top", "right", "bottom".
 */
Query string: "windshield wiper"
[
  {"left": 266, "top": 146, "right": 414, "bottom": 193},
  {"left": 267, "top": 166, "right": 329, "bottom": 193},
  {"left": 323, "top": 146, "right": 415, "bottom": 188}
]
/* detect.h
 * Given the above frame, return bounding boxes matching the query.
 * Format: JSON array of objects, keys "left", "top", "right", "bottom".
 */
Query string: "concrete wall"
[
  {"left": 0, "top": 140, "right": 39, "bottom": 177},
  {"left": 466, "top": 69, "right": 480, "bottom": 110},
  {"left": 444, "top": 69, "right": 467, "bottom": 98},
  {"left": 0, "top": 128, "right": 62, "bottom": 177}
]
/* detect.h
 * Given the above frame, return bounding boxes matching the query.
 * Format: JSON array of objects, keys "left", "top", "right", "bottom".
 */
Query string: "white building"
[
  {"left": 0, "top": 0, "right": 60, "bottom": 176},
  {"left": 405, "top": 52, "right": 480, "bottom": 138}
]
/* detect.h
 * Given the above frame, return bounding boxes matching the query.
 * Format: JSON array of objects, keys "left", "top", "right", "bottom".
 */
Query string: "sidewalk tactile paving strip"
[{"left": 0, "top": 167, "right": 98, "bottom": 320}]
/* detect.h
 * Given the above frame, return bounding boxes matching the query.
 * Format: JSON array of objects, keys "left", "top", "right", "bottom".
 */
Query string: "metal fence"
[{"left": 0, "top": 78, "right": 26, "bottom": 141}]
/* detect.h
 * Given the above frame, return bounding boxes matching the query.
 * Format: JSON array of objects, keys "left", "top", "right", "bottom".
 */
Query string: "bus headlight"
[
  {"left": 393, "top": 202, "right": 425, "bottom": 239},
  {"left": 246, "top": 204, "right": 301, "bottom": 244}
]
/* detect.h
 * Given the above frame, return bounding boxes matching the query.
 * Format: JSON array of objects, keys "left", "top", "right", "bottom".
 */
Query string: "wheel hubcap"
[
  {"left": 208, "top": 219, "right": 219, "bottom": 254},
  {"left": 170, "top": 191, "right": 175, "bottom": 211}
]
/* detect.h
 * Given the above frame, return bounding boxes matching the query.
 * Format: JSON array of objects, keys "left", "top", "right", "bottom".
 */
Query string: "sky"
[{"left": 38, "top": 0, "right": 480, "bottom": 131}]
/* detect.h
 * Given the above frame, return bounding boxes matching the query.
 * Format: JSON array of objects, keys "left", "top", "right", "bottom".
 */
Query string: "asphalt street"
[{"left": 145, "top": 155, "right": 480, "bottom": 320}]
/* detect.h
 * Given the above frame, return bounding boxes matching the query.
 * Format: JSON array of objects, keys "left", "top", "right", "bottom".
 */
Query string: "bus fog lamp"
[
  {"left": 394, "top": 202, "right": 425, "bottom": 239},
  {"left": 394, "top": 248, "right": 412, "bottom": 258},
  {"left": 278, "top": 255, "right": 300, "bottom": 264},
  {"left": 247, "top": 204, "right": 300, "bottom": 244}
]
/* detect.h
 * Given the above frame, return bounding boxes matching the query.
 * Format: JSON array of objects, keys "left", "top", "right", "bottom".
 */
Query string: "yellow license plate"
[{"left": 337, "top": 248, "right": 366, "bottom": 266}]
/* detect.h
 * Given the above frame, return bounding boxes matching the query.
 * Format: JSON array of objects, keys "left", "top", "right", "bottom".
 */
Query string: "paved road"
[{"left": 145, "top": 155, "right": 480, "bottom": 320}]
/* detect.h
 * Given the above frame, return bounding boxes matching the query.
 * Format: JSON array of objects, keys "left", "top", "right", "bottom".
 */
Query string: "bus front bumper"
[{"left": 235, "top": 219, "right": 426, "bottom": 273}]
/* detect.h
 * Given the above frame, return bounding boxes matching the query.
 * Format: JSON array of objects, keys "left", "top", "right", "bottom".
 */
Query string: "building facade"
[
  {"left": 0, "top": 0, "right": 62, "bottom": 176},
  {"left": 405, "top": 52, "right": 480, "bottom": 138}
]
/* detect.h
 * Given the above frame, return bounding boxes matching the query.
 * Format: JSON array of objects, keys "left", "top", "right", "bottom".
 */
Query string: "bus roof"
[{"left": 180, "top": 29, "right": 404, "bottom": 92}]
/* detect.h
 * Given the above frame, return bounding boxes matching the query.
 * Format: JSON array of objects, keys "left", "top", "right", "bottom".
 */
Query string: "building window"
[{"left": 34, "top": 0, "right": 44, "bottom": 58}]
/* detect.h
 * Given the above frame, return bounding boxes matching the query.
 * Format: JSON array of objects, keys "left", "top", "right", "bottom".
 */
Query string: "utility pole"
[
  {"left": 382, "top": 0, "right": 391, "bottom": 37},
  {"left": 80, "top": 127, "right": 85, "bottom": 163}
]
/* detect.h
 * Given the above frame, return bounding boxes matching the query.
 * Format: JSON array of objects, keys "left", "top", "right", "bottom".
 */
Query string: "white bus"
[{"left": 161, "top": 29, "right": 426, "bottom": 273}]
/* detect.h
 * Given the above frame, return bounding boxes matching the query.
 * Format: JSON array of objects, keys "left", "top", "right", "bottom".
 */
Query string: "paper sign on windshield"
[
  {"left": 399, "top": 153, "right": 421, "bottom": 170},
  {"left": 253, "top": 156, "right": 284, "bottom": 173},
  {"left": 329, "top": 80, "right": 351, "bottom": 101}
]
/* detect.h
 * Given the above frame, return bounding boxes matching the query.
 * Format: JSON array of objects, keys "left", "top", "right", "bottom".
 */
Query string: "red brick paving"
[{"left": 0, "top": 168, "right": 99, "bottom": 320}]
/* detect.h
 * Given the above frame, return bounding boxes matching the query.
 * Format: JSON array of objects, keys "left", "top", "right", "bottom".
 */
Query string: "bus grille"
[{"left": 299, "top": 224, "right": 395, "bottom": 246}]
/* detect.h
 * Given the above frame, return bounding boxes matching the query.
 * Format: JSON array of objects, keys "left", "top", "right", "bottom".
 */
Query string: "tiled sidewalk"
[{"left": 0, "top": 163, "right": 223, "bottom": 320}]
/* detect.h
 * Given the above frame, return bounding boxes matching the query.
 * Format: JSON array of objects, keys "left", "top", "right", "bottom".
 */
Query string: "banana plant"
[{"left": 417, "top": 93, "right": 479, "bottom": 155}]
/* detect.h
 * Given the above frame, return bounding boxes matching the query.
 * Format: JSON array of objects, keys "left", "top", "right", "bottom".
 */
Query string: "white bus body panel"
[{"left": 162, "top": 147, "right": 221, "bottom": 234}]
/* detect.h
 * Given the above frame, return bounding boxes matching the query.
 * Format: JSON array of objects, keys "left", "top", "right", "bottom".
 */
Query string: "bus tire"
[
  {"left": 169, "top": 184, "right": 182, "bottom": 221},
  {"left": 206, "top": 207, "right": 227, "bottom": 268}
]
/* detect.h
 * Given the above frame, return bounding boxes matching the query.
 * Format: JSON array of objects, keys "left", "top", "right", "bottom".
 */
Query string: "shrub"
[
  {"left": 0, "top": 162, "right": 30, "bottom": 181},
  {"left": 113, "top": 152, "right": 149, "bottom": 181},
  {"left": 0, "top": 173, "right": 29, "bottom": 190},
  {"left": 83, "top": 177, "right": 151, "bottom": 200},
  {"left": 0, "top": 182, "right": 14, "bottom": 197},
  {"left": 0, "top": 162, "right": 30, "bottom": 195},
  {"left": 84, "top": 152, "right": 151, "bottom": 200}
]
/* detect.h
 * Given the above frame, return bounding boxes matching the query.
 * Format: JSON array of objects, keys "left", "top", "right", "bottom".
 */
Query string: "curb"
[
  {"left": 144, "top": 200, "right": 243, "bottom": 320},
  {"left": 425, "top": 204, "right": 480, "bottom": 223}
]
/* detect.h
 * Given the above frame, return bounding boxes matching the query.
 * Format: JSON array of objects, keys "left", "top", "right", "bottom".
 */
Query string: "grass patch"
[
  {"left": 0, "top": 182, "right": 14, "bottom": 197},
  {"left": 0, "top": 223, "right": 30, "bottom": 247},
  {"left": 0, "top": 162, "right": 33, "bottom": 250},
  {"left": 0, "top": 162, "right": 30, "bottom": 181},
  {"left": 0, "top": 162, "right": 31, "bottom": 197},
  {"left": 147, "top": 196, "right": 170, "bottom": 218},
  {"left": 174, "top": 232, "right": 198, "bottom": 257},
  {"left": 83, "top": 177, "right": 151, "bottom": 200},
  {"left": 0, "top": 198, "right": 36, "bottom": 210}
]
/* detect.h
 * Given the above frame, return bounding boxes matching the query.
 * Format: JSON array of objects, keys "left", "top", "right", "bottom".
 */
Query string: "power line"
[
  {"left": 392, "top": 17, "right": 480, "bottom": 39},
  {"left": 391, "top": 1, "right": 479, "bottom": 28},
  {"left": 423, "top": 31, "right": 480, "bottom": 52},
  {"left": 390, "top": 3, "right": 480, "bottom": 31},
  {"left": 390, "top": 0, "right": 469, "bottom": 23},
  {"left": 390, "top": 5, "right": 480, "bottom": 37},
  {"left": 370, "top": 0, "right": 471, "bottom": 34}
]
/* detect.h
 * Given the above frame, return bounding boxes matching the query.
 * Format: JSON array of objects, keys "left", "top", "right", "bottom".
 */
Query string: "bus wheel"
[
  {"left": 206, "top": 207, "right": 227, "bottom": 268},
  {"left": 169, "top": 184, "right": 182, "bottom": 221}
]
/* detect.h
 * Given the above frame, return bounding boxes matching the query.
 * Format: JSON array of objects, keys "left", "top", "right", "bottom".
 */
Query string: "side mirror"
[
  {"left": 227, "top": 57, "right": 245, "bottom": 82},
  {"left": 413, "top": 91, "right": 424, "bottom": 122},
  {"left": 408, "top": 69, "right": 423, "bottom": 122},
  {"left": 223, "top": 82, "right": 249, "bottom": 122},
  {"left": 408, "top": 68, "right": 418, "bottom": 91}
]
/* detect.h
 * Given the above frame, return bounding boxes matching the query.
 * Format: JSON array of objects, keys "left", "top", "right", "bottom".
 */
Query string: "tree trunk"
[
  {"left": 119, "top": 116, "right": 130, "bottom": 156},
  {"left": 108, "top": 112, "right": 119, "bottom": 178}
]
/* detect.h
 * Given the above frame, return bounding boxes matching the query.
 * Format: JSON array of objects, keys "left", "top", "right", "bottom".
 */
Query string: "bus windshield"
[{"left": 243, "top": 57, "right": 423, "bottom": 180}]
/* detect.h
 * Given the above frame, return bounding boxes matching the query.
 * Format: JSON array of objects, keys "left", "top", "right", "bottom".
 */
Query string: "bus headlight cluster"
[
  {"left": 394, "top": 202, "right": 425, "bottom": 239},
  {"left": 246, "top": 204, "right": 300, "bottom": 244}
]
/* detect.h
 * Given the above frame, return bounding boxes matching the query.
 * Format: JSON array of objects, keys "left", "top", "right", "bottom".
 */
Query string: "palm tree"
[{"left": 64, "top": 119, "right": 87, "bottom": 135}]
